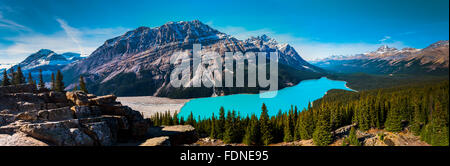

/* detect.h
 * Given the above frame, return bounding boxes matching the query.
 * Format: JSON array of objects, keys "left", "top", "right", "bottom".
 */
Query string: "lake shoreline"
[
  {"left": 179, "top": 77, "right": 353, "bottom": 119},
  {"left": 117, "top": 77, "right": 355, "bottom": 119}
]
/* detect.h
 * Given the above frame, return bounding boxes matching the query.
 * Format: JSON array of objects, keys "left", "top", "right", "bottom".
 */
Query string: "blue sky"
[{"left": 0, "top": 0, "right": 448, "bottom": 63}]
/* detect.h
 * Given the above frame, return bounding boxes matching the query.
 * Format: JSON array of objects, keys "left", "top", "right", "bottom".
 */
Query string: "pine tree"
[
  {"left": 283, "top": 116, "right": 293, "bottom": 142},
  {"left": 313, "top": 112, "right": 332, "bottom": 146},
  {"left": 173, "top": 112, "right": 179, "bottom": 125},
  {"left": 14, "top": 66, "right": 25, "bottom": 85},
  {"left": 297, "top": 111, "right": 313, "bottom": 140},
  {"left": 51, "top": 73, "right": 55, "bottom": 91},
  {"left": 223, "top": 111, "right": 234, "bottom": 143},
  {"left": 10, "top": 68, "right": 16, "bottom": 85},
  {"left": 187, "top": 112, "right": 195, "bottom": 126},
  {"left": 217, "top": 107, "right": 226, "bottom": 139},
  {"left": 210, "top": 113, "right": 218, "bottom": 139},
  {"left": 243, "top": 123, "right": 253, "bottom": 145},
  {"left": 38, "top": 69, "right": 45, "bottom": 90},
  {"left": 243, "top": 114, "right": 260, "bottom": 145},
  {"left": 430, "top": 100, "right": 449, "bottom": 146},
  {"left": 385, "top": 104, "right": 402, "bottom": 132},
  {"left": 260, "top": 103, "right": 273, "bottom": 145},
  {"left": 27, "top": 72, "right": 34, "bottom": 85},
  {"left": 1, "top": 69, "right": 11, "bottom": 86},
  {"left": 411, "top": 99, "right": 426, "bottom": 135},
  {"left": 79, "top": 75, "right": 88, "bottom": 93},
  {"left": 348, "top": 126, "right": 360, "bottom": 146},
  {"left": 294, "top": 115, "right": 302, "bottom": 140},
  {"left": 55, "top": 70, "right": 64, "bottom": 92}
]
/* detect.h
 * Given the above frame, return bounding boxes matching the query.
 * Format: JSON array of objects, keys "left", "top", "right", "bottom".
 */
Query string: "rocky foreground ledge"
[{"left": 0, "top": 84, "right": 198, "bottom": 146}]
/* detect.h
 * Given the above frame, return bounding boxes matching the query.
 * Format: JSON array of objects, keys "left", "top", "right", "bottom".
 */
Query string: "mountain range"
[
  {"left": 61, "top": 20, "right": 323, "bottom": 98},
  {"left": 4, "top": 20, "right": 448, "bottom": 98},
  {"left": 312, "top": 40, "right": 449, "bottom": 75},
  {"left": 8, "top": 49, "right": 85, "bottom": 76}
]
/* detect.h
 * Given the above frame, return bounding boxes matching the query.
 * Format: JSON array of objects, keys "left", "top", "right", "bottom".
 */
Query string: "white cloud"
[
  {"left": 206, "top": 23, "right": 409, "bottom": 61},
  {"left": 0, "top": 11, "right": 32, "bottom": 32},
  {"left": 379, "top": 36, "right": 391, "bottom": 42},
  {"left": 56, "top": 18, "right": 84, "bottom": 55},
  {"left": 0, "top": 18, "right": 129, "bottom": 63}
]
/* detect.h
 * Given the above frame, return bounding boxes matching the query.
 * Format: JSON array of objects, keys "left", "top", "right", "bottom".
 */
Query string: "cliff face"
[
  {"left": 62, "top": 20, "right": 323, "bottom": 97},
  {"left": 0, "top": 84, "right": 149, "bottom": 146}
]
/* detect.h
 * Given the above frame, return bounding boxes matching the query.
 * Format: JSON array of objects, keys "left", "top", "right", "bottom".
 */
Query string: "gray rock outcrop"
[{"left": 0, "top": 84, "right": 150, "bottom": 146}]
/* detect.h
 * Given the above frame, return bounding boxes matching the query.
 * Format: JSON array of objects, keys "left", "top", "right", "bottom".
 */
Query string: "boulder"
[
  {"left": 81, "top": 121, "right": 113, "bottom": 146},
  {"left": 37, "top": 92, "right": 51, "bottom": 102},
  {"left": 101, "top": 115, "right": 129, "bottom": 130},
  {"left": 66, "top": 91, "right": 89, "bottom": 106},
  {"left": 46, "top": 107, "right": 74, "bottom": 121},
  {"left": 89, "top": 95, "right": 117, "bottom": 105},
  {"left": 49, "top": 91, "right": 68, "bottom": 103},
  {"left": 332, "top": 123, "right": 357, "bottom": 139},
  {"left": 0, "top": 84, "right": 36, "bottom": 94},
  {"left": 0, "top": 120, "right": 31, "bottom": 134},
  {"left": 19, "top": 120, "right": 80, "bottom": 146},
  {"left": 130, "top": 119, "right": 150, "bottom": 138},
  {"left": 16, "top": 107, "right": 74, "bottom": 122},
  {"left": 0, "top": 132, "right": 49, "bottom": 146},
  {"left": 78, "top": 115, "right": 130, "bottom": 141},
  {"left": 148, "top": 125, "right": 198, "bottom": 146},
  {"left": 13, "top": 93, "right": 44, "bottom": 103},
  {"left": 71, "top": 106, "right": 101, "bottom": 119},
  {"left": 16, "top": 111, "right": 39, "bottom": 122},
  {"left": 363, "top": 136, "right": 387, "bottom": 146},
  {"left": 140, "top": 136, "right": 171, "bottom": 146},
  {"left": 104, "top": 106, "right": 144, "bottom": 122},
  {"left": 0, "top": 114, "right": 15, "bottom": 125},
  {"left": 17, "top": 102, "right": 39, "bottom": 113},
  {"left": 70, "top": 128, "right": 94, "bottom": 146}
]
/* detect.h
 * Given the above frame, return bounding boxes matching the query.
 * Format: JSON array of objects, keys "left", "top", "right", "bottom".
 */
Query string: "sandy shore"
[{"left": 117, "top": 96, "right": 190, "bottom": 118}]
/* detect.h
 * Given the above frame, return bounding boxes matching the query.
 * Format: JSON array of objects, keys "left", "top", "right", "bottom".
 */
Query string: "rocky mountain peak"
[
  {"left": 36, "top": 49, "right": 54, "bottom": 55},
  {"left": 20, "top": 49, "right": 56, "bottom": 66},
  {"left": 376, "top": 45, "right": 398, "bottom": 53},
  {"left": 246, "top": 34, "right": 278, "bottom": 46},
  {"left": 11, "top": 49, "right": 84, "bottom": 74},
  {"left": 100, "top": 20, "right": 228, "bottom": 55}
]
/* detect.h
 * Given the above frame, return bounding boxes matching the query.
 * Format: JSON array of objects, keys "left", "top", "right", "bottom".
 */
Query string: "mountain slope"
[
  {"left": 312, "top": 40, "right": 449, "bottom": 75},
  {"left": 62, "top": 20, "right": 323, "bottom": 97}
]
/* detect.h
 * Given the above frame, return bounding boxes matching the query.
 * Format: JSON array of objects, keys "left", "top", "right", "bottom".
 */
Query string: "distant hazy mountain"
[
  {"left": 0, "top": 63, "right": 15, "bottom": 71},
  {"left": 10, "top": 49, "right": 85, "bottom": 76},
  {"left": 62, "top": 20, "right": 323, "bottom": 98},
  {"left": 311, "top": 40, "right": 449, "bottom": 75}
]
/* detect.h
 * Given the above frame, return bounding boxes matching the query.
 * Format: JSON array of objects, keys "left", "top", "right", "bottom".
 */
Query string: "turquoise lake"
[{"left": 178, "top": 77, "right": 353, "bottom": 119}]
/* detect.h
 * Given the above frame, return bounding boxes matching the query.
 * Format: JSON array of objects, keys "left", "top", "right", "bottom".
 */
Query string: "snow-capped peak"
[
  {"left": 375, "top": 45, "right": 398, "bottom": 53},
  {"left": 10, "top": 49, "right": 85, "bottom": 74}
]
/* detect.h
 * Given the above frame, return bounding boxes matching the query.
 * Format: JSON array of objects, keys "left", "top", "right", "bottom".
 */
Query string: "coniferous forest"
[{"left": 152, "top": 80, "right": 449, "bottom": 146}]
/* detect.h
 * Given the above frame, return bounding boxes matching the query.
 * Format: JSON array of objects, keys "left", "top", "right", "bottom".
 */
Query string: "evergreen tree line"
[
  {"left": 1, "top": 67, "right": 88, "bottom": 93},
  {"left": 151, "top": 80, "right": 449, "bottom": 146}
]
